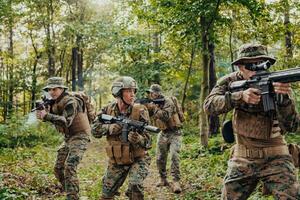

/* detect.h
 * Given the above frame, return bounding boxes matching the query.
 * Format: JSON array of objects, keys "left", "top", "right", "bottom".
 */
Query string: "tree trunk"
[
  {"left": 8, "top": 11, "right": 14, "bottom": 118},
  {"left": 229, "top": 25, "right": 235, "bottom": 72},
  {"left": 208, "top": 42, "right": 219, "bottom": 136},
  {"left": 29, "top": 29, "right": 39, "bottom": 110},
  {"left": 77, "top": 49, "right": 83, "bottom": 91},
  {"left": 153, "top": 31, "right": 161, "bottom": 84},
  {"left": 31, "top": 58, "right": 38, "bottom": 110},
  {"left": 199, "top": 17, "right": 209, "bottom": 147},
  {"left": 182, "top": 37, "right": 197, "bottom": 112},
  {"left": 45, "top": 0, "right": 55, "bottom": 77},
  {"left": 71, "top": 47, "right": 78, "bottom": 91},
  {"left": 283, "top": 0, "right": 293, "bottom": 62}
]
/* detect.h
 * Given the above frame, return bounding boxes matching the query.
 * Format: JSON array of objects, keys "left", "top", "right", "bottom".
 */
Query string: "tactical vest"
[
  {"left": 154, "top": 97, "right": 182, "bottom": 131},
  {"left": 220, "top": 71, "right": 280, "bottom": 140},
  {"left": 105, "top": 103, "right": 148, "bottom": 165},
  {"left": 233, "top": 109, "right": 272, "bottom": 140},
  {"left": 51, "top": 93, "right": 91, "bottom": 136}
]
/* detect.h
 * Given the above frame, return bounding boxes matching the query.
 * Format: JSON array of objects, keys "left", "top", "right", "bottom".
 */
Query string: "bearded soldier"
[
  {"left": 92, "top": 76, "right": 151, "bottom": 200},
  {"left": 204, "top": 44, "right": 300, "bottom": 199},
  {"left": 36, "top": 77, "right": 91, "bottom": 200}
]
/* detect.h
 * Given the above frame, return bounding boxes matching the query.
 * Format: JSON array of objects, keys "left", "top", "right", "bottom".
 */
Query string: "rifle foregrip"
[{"left": 145, "top": 125, "right": 160, "bottom": 133}]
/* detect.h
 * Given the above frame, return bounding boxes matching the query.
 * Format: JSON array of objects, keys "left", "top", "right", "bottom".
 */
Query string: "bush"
[{"left": 0, "top": 115, "right": 61, "bottom": 149}]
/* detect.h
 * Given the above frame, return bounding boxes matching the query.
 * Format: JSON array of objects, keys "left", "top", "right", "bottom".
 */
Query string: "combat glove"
[
  {"left": 91, "top": 123, "right": 109, "bottom": 138},
  {"left": 108, "top": 123, "right": 122, "bottom": 135},
  {"left": 128, "top": 131, "right": 144, "bottom": 145},
  {"left": 145, "top": 102, "right": 157, "bottom": 112}
]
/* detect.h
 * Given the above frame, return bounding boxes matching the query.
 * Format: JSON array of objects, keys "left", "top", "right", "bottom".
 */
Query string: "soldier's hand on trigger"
[
  {"left": 242, "top": 88, "right": 261, "bottom": 104},
  {"left": 128, "top": 131, "right": 144, "bottom": 145},
  {"left": 108, "top": 123, "right": 122, "bottom": 135},
  {"left": 273, "top": 82, "right": 292, "bottom": 95},
  {"left": 146, "top": 102, "right": 157, "bottom": 112}
]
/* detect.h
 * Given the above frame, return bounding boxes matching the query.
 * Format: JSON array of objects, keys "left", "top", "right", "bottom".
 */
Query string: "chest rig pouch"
[
  {"left": 105, "top": 103, "right": 146, "bottom": 165},
  {"left": 105, "top": 140, "right": 134, "bottom": 165},
  {"left": 233, "top": 108, "right": 272, "bottom": 140}
]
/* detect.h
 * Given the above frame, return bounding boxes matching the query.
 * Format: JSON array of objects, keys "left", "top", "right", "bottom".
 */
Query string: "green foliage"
[
  {"left": 0, "top": 120, "right": 62, "bottom": 199},
  {"left": 0, "top": 116, "right": 61, "bottom": 149}
]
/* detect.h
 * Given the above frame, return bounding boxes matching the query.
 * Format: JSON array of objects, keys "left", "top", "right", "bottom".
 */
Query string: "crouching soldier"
[
  {"left": 92, "top": 76, "right": 151, "bottom": 200},
  {"left": 36, "top": 77, "right": 91, "bottom": 200}
]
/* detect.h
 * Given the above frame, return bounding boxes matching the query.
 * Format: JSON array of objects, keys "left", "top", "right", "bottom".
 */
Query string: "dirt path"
[{"left": 78, "top": 138, "right": 185, "bottom": 200}]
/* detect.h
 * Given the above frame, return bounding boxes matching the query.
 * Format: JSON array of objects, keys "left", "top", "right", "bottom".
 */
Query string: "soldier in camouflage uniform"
[
  {"left": 145, "top": 84, "right": 184, "bottom": 193},
  {"left": 203, "top": 44, "right": 300, "bottom": 199},
  {"left": 36, "top": 77, "right": 90, "bottom": 200},
  {"left": 91, "top": 76, "right": 151, "bottom": 200}
]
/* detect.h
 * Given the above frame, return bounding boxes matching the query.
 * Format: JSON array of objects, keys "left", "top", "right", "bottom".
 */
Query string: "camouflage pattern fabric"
[
  {"left": 92, "top": 102, "right": 151, "bottom": 199},
  {"left": 44, "top": 93, "right": 82, "bottom": 129},
  {"left": 101, "top": 155, "right": 151, "bottom": 199},
  {"left": 203, "top": 71, "right": 298, "bottom": 141},
  {"left": 204, "top": 70, "right": 300, "bottom": 199},
  {"left": 54, "top": 135, "right": 89, "bottom": 200},
  {"left": 43, "top": 76, "right": 68, "bottom": 91},
  {"left": 148, "top": 95, "right": 182, "bottom": 182},
  {"left": 152, "top": 97, "right": 176, "bottom": 122},
  {"left": 43, "top": 92, "right": 90, "bottom": 200},
  {"left": 156, "top": 130, "right": 182, "bottom": 181},
  {"left": 222, "top": 155, "right": 300, "bottom": 200}
]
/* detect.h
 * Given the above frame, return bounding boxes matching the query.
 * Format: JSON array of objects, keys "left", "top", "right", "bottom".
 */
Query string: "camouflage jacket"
[
  {"left": 147, "top": 96, "right": 182, "bottom": 130},
  {"left": 204, "top": 71, "right": 299, "bottom": 140},
  {"left": 44, "top": 92, "right": 90, "bottom": 137},
  {"left": 92, "top": 102, "right": 151, "bottom": 149}
]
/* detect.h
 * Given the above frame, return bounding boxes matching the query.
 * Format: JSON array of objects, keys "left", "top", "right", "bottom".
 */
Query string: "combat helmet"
[
  {"left": 146, "top": 84, "right": 162, "bottom": 95},
  {"left": 111, "top": 76, "right": 138, "bottom": 97},
  {"left": 232, "top": 43, "right": 276, "bottom": 66}
]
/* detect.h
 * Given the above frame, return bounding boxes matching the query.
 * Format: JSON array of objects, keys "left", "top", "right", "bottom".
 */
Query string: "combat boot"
[{"left": 171, "top": 181, "right": 182, "bottom": 193}]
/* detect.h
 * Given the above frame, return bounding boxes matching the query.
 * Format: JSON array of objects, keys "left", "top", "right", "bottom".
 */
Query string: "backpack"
[
  {"left": 70, "top": 91, "right": 96, "bottom": 123},
  {"left": 170, "top": 96, "right": 185, "bottom": 123}
]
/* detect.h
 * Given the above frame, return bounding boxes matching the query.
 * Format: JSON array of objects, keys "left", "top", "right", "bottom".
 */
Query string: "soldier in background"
[
  {"left": 91, "top": 76, "right": 151, "bottom": 200},
  {"left": 203, "top": 43, "right": 300, "bottom": 199},
  {"left": 145, "top": 84, "right": 185, "bottom": 193},
  {"left": 36, "top": 77, "right": 91, "bottom": 200}
]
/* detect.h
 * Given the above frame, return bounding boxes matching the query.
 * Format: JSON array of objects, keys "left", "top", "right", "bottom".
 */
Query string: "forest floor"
[
  {"left": 78, "top": 138, "right": 184, "bottom": 200},
  {"left": 2, "top": 121, "right": 300, "bottom": 200}
]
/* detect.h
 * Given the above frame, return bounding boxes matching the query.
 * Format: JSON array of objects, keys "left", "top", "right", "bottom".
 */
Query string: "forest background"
[{"left": 0, "top": 0, "right": 300, "bottom": 199}]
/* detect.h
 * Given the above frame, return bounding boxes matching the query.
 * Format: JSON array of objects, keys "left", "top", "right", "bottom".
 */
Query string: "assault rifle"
[
  {"left": 31, "top": 97, "right": 55, "bottom": 112},
  {"left": 98, "top": 114, "right": 160, "bottom": 142},
  {"left": 135, "top": 98, "right": 165, "bottom": 105},
  {"left": 229, "top": 61, "right": 300, "bottom": 113}
]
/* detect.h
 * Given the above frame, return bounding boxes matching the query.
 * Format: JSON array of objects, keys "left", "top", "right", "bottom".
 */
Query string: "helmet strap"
[{"left": 121, "top": 96, "right": 131, "bottom": 106}]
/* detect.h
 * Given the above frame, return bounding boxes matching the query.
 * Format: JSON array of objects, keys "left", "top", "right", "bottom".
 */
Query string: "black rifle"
[
  {"left": 98, "top": 114, "right": 160, "bottom": 142},
  {"left": 135, "top": 98, "right": 165, "bottom": 105},
  {"left": 229, "top": 62, "right": 300, "bottom": 113},
  {"left": 31, "top": 97, "right": 55, "bottom": 112}
]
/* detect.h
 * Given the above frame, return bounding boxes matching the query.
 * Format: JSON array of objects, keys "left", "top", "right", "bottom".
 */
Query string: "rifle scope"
[{"left": 245, "top": 60, "right": 271, "bottom": 71}]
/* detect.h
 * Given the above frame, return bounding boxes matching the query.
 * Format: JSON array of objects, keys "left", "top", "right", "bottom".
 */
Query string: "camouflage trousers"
[
  {"left": 222, "top": 155, "right": 300, "bottom": 200},
  {"left": 101, "top": 155, "right": 151, "bottom": 199},
  {"left": 54, "top": 134, "right": 90, "bottom": 200},
  {"left": 156, "top": 130, "right": 182, "bottom": 181}
]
